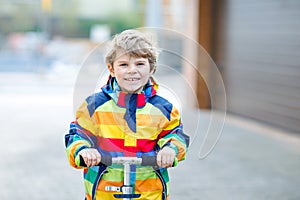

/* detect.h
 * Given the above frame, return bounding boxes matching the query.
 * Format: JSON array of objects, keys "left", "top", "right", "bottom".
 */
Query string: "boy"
[{"left": 65, "top": 29, "right": 189, "bottom": 200}]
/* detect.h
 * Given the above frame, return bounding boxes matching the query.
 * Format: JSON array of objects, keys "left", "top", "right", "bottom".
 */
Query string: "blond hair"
[{"left": 105, "top": 29, "right": 158, "bottom": 73}]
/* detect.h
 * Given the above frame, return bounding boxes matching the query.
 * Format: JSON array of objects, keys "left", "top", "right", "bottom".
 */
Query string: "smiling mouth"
[{"left": 125, "top": 78, "right": 140, "bottom": 81}]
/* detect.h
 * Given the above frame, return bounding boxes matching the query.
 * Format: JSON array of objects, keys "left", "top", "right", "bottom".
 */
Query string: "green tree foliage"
[{"left": 0, "top": 1, "right": 144, "bottom": 38}]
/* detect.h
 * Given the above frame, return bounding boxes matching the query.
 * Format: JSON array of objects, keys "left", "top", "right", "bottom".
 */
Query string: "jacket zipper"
[
  {"left": 154, "top": 169, "right": 167, "bottom": 200},
  {"left": 92, "top": 167, "right": 108, "bottom": 200}
]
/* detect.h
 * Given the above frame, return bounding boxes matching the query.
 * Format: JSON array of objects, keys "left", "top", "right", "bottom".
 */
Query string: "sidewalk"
[
  {"left": 171, "top": 112, "right": 300, "bottom": 200},
  {"left": 0, "top": 73, "right": 299, "bottom": 199}
]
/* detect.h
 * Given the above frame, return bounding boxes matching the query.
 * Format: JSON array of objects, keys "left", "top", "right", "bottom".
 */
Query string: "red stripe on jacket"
[{"left": 97, "top": 137, "right": 157, "bottom": 153}]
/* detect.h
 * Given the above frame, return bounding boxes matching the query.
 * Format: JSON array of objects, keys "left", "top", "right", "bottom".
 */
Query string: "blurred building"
[{"left": 189, "top": 0, "right": 300, "bottom": 133}]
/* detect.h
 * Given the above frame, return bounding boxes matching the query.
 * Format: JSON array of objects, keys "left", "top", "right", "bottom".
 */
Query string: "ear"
[
  {"left": 150, "top": 66, "right": 156, "bottom": 75},
  {"left": 107, "top": 64, "right": 115, "bottom": 77}
]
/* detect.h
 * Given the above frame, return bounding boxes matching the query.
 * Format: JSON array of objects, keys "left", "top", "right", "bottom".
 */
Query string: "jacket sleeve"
[
  {"left": 65, "top": 100, "right": 98, "bottom": 169},
  {"left": 157, "top": 105, "right": 190, "bottom": 166}
]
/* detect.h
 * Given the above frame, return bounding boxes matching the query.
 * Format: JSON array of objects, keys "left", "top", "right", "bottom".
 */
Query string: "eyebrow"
[
  {"left": 115, "top": 60, "right": 129, "bottom": 63},
  {"left": 135, "top": 60, "right": 147, "bottom": 63},
  {"left": 115, "top": 58, "right": 147, "bottom": 63}
]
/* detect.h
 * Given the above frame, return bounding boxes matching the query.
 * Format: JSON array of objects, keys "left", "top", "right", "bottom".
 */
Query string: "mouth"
[{"left": 124, "top": 78, "right": 140, "bottom": 81}]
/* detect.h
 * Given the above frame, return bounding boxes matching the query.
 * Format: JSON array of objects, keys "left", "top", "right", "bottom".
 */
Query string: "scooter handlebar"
[
  {"left": 141, "top": 155, "right": 157, "bottom": 166},
  {"left": 79, "top": 154, "right": 158, "bottom": 167},
  {"left": 79, "top": 154, "right": 112, "bottom": 167}
]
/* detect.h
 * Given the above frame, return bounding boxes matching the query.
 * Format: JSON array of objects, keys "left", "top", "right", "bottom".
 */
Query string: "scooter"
[{"left": 80, "top": 154, "right": 158, "bottom": 200}]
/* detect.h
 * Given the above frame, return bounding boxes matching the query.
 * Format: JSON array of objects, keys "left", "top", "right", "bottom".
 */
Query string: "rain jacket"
[{"left": 65, "top": 76, "right": 190, "bottom": 200}]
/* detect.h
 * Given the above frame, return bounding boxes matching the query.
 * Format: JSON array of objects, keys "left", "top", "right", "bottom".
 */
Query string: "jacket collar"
[{"left": 101, "top": 76, "right": 158, "bottom": 108}]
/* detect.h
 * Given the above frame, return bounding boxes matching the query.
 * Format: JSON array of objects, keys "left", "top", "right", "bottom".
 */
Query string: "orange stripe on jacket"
[
  {"left": 94, "top": 112, "right": 125, "bottom": 125},
  {"left": 135, "top": 178, "right": 163, "bottom": 192}
]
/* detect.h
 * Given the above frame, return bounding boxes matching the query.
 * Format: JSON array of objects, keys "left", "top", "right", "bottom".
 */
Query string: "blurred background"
[{"left": 1, "top": 0, "right": 300, "bottom": 199}]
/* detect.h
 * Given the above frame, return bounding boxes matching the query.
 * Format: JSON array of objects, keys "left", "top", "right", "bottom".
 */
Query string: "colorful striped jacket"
[{"left": 65, "top": 77, "right": 189, "bottom": 200}]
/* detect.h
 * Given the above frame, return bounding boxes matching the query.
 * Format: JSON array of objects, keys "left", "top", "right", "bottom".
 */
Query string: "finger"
[
  {"left": 96, "top": 153, "right": 101, "bottom": 165},
  {"left": 85, "top": 155, "right": 90, "bottom": 167},
  {"left": 167, "top": 155, "right": 174, "bottom": 167},
  {"left": 87, "top": 152, "right": 93, "bottom": 167},
  {"left": 164, "top": 155, "right": 170, "bottom": 168},
  {"left": 90, "top": 153, "right": 97, "bottom": 166},
  {"left": 81, "top": 151, "right": 90, "bottom": 166},
  {"left": 157, "top": 152, "right": 162, "bottom": 167},
  {"left": 92, "top": 152, "right": 100, "bottom": 166},
  {"left": 162, "top": 153, "right": 170, "bottom": 168},
  {"left": 89, "top": 149, "right": 101, "bottom": 165},
  {"left": 161, "top": 155, "right": 167, "bottom": 168}
]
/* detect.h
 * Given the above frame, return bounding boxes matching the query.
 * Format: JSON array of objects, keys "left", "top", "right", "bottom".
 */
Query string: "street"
[{"left": 0, "top": 72, "right": 300, "bottom": 199}]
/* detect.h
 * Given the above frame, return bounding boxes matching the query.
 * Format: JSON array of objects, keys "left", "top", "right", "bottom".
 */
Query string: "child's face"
[{"left": 108, "top": 53, "right": 154, "bottom": 93}]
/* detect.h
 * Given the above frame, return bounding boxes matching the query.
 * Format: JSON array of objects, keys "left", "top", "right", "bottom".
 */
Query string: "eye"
[
  {"left": 137, "top": 62, "right": 145, "bottom": 66},
  {"left": 119, "top": 63, "right": 128, "bottom": 67}
]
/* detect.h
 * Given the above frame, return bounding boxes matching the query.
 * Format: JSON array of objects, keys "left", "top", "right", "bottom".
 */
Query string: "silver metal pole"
[{"left": 123, "top": 163, "right": 131, "bottom": 200}]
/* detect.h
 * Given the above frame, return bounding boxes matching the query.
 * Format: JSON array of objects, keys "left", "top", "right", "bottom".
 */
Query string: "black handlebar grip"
[
  {"left": 141, "top": 155, "right": 157, "bottom": 167},
  {"left": 100, "top": 155, "right": 112, "bottom": 166},
  {"left": 79, "top": 154, "right": 112, "bottom": 167}
]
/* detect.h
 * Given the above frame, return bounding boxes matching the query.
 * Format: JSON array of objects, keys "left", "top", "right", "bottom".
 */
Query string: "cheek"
[{"left": 113, "top": 69, "right": 124, "bottom": 79}]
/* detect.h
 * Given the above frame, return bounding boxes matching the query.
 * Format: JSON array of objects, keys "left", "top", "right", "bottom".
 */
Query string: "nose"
[{"left": 127, "top": 63, "right": 137, "bottom": 73}]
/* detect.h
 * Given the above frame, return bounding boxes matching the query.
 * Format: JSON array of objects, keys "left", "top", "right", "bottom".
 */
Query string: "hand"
[
  {"left": 157, "top": 146, "right": 176, "bottom": 168},
  {"left": 78, "top": 148, "right": 101, "bottom": 167}
]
